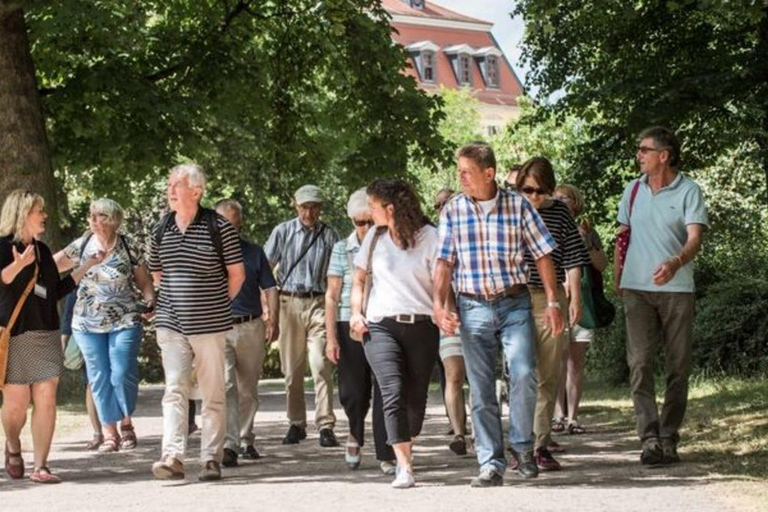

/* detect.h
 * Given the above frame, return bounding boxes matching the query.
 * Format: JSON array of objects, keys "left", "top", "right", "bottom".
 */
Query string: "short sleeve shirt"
[
  {"left": 326, "top": 232, "right": 361, "bottom": 322},
  {"left": 618, "top": 173, "right": 708, "bottom": 293},
  {"left": 231, "top": 238, "right": 277, "bottom": 318},
  {"left": 62, "top": 234, "right": 145, "bottom": 333},
  {"left": 148, "top": 210, "right": 243, "bottom": 336}
]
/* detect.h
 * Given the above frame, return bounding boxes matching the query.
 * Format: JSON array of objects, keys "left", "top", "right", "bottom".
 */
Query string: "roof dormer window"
[
  {"left": 474, "top": 47, "right": 504, "bottom": 89},
  {"left": 406, "top": 0, "right": 425, "bottom": 9},
  {"left": 444, "top": 44, "right": 475, "bottom": 87},
  {"left": 406, "top": 41, "right": 440, "bottom": 84}
]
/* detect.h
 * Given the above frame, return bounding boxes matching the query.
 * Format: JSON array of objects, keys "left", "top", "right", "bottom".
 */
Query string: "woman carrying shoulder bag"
[
  {"left": 349, "top": 179, "right": 440, "bottom": 489},
  {"left": 1, "top": 190, "right": 103, "bottom": 484}
]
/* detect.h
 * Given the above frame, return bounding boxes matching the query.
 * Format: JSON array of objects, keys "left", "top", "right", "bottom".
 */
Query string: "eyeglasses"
[
  {"left": 353, "top": 219, "right": 373, "bottom": 227},
  {"left": 637, "top": 146, "right": 661, "bottom": 155},
  {"left": 553, "top": 195, "right": 572, "bottom": 203},
  {"left": 521, "top": 186, "right": 548, "bottom": 196}
]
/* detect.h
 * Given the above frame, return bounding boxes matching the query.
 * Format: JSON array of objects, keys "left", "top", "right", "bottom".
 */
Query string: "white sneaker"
[
  {"left": 379, "top": 460, "right": 396, "bottom": 476},
  {"left": 391, "top": 465, "right": 415, "bottom": 489}
]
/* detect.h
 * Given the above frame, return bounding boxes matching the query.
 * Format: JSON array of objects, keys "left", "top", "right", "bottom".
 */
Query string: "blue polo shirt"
[
  {"left": 618, "top": 172, "right": 708, "bottom": 293},
  {"left": 231, "top": 238, "right": 277, "bottom": 318}
]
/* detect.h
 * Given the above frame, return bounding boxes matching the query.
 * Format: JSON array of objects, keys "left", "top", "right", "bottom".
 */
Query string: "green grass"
[{"left": 580, "top": 376, "right": 768, "bottom": 479}]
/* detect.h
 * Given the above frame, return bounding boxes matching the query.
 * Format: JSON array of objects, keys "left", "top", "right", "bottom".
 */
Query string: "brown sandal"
[
  {"left": 5, "top": 442, "right": 24, "bottom": 479},
  {"left": 86, "top": 433, "right": 104, "bottom": 451},
  {"left": 29, "top": 466, "right": 61, "bottom": 484},
  {"left": 120, "top": 424, "right": 137, "bottom": 450},
  {"left": 98, "top": 436, "right": 120, "bottom": 453}
]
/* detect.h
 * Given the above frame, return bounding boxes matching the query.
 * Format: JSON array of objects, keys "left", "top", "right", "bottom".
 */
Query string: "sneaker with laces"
[
  {"left": 640, "top": 437, "right": 663, "bottom": 466},
  {"left": 535, "top": 447, "right": 562, "bottom": 471},
  {"left": 660, "top": 438, "right": 680, "bottom": 464},
  {"left": 470, "top": 468, "right": 503, "bottom": 487},
  {"left": 391, "top": 465, "right": 415, "bottom": 489},
  {"left": 509, "top": 448, "right": 539, "bottom": 479}
]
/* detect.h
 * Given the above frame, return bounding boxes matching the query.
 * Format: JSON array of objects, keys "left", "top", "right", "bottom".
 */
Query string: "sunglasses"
[
  {"left": 521, "top": 186, "right": 548, "bottom": 196},
  {"left": 637, "top": 146, "right": 661, "bottom": 155},
  {"left": 353, "top": 219, "right": 373, "bottom": 227}
]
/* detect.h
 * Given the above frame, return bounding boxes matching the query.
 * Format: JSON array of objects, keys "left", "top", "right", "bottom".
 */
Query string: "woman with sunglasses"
[
  {"left": 350, "top": 179, "right": 440, "bottom": 489},
  {"left": 325, "top": 188, "right": 396, "bottom": 474},
  {"left": 516, "top": 158, "right": 590, "bottom": 471}
]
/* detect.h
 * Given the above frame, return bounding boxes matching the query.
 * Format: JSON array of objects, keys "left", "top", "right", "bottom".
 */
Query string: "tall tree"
[{"left": 514, "top": 0, "right": 768, "bottom": 204}]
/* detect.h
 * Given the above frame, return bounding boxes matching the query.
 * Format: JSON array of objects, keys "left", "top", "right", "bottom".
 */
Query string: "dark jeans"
[
  {"left": 623, "top": 290, "right": 695, "bottom": 443},
  {"left": 337, "top": 322, "right": 394, "bottom": 461},
  {"left": 364, "top": 318, "right": 439, "bottom": 445}
]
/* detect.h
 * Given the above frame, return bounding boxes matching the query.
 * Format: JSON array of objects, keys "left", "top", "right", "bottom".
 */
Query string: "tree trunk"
[{"left": 0, "top": 7, "right": 62, "bottom": 247}]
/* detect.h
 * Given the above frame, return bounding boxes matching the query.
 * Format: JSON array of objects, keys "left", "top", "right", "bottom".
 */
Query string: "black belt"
[
  {"left": 383, "top": 314, "right": 432, "bottom": 324},
  {"left": 459, "top": 284, "right": 527, "bottom": 302},
  {"left": 233, "top": 314, "right": 259, "bottom": 325},
  {"left": 279, "top": 290, "right": 322, "bottom": 299}
]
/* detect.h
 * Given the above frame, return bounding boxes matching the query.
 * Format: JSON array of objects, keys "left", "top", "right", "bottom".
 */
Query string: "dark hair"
[
  {"left": 639, "top": 126, "right": 680, "bottom": 167},
  {"left": 366, "top": 179, "right": 427, "bottom": 250},
  {"left": 456, "top": 142, "right": 497, "bottom": 171},
  {"left": 517, "top": 156, "right": 557, "bottom": 194}
]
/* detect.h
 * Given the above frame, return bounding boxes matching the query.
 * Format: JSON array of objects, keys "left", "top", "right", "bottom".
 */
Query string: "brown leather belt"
[
  {"left": 233, "top": 314, "right": 259, "bottom": 325},
  {"left": 280, "top": 290, "right": 322, "bottom": 299},
  {"left": 459, "top": 284, "right": 527, "bottom": 302}
]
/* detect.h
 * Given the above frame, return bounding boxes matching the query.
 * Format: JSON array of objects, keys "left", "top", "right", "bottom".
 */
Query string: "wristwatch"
[{"left": 546, "top": 301, "right": 561, "bottom": 310}]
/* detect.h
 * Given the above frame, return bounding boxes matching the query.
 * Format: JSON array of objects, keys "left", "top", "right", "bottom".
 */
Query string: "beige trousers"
[
  {"left": 278, "top": 295, "right": 335, "bottom": 430},
  {"left": 156, "top": 328, "right": 227, "bottom": 463},
  {"left": 224, "top": 318, "right": 267, "bottom": 450},
  {"left": 530, "top": 287, "right": 569, "bottom": 449}
]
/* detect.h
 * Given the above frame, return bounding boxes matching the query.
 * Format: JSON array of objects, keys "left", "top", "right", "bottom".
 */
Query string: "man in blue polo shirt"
[
  {"left": 215, "top": 199, "right": 279, "bottom": 467},
  {"left": 615, "top": 126, "right": 708, "bottom": 466}
]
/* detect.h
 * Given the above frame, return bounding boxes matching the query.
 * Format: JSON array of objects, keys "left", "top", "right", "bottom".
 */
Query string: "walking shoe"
[
  {"left": 449, "top": 435, "right": 467, "bottom": 456},
  {"left": 282, "top": 425, "right": 307, "bottom": 445},
  {"left": 535, "top": 447, "right": 562, "bottom": 471},
  {"left": 509, "top": 448, "right": 539, "bottom": 479},
  {"left": 319, "top": 428, "right": 340, "bottom": 447},
  {"left": 222, "top": 448, "right": 239, "bottom": 468},
  {"left": 152, "top": 456, "right": 184, "bottom": 480},
  {"left": 661, "top": 438, "right": 680, "bottom": 464},
  {"left": 198, "top": 461, "right": 222, "bottom": 481},
  {"left": 391, "top": 465, "right": 415, "bottom": 489},
  {"left": 640, "top": 437, "right": 663, "bottom": 466},
  {"left": 345, "top": 440, "right": 361, "bottom": 470},
  {"left": 240, "top": 444, "right": 261, "bottom": 460},
  {"left": 379, "top": 460, "right": 396, "bottom": 476},
  {"left": 470, "top": 468, "right": 503, "bottom": 488}
]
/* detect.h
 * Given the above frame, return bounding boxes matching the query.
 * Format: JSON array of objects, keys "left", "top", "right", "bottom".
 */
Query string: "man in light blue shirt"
[{"left": 615, "top": 126, "right": 707, "bottom": 467}]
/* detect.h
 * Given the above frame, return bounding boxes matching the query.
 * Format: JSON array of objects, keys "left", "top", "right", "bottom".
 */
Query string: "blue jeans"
[
  {"left": 74, "top": 326, "right": 143, "bottom": 425},
  {"left": 458, "top": 292, "right": 537, "bottom": 475}
]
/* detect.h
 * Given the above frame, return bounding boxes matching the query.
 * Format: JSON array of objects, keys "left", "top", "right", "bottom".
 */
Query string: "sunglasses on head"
[
  {"left": 521, "top": 186, "right": 548, "bottom": 196},
  {"left": 353, "top": 219, "right": 373, "bottom": 227}
]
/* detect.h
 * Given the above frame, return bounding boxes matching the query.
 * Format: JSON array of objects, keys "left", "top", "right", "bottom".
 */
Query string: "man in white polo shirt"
[{"left": 615, "top": 126, "right": 708, "bottom": 466}]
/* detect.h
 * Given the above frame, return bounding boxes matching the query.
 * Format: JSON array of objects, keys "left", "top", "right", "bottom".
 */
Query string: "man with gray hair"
[
  {"left": 148, "top": 164, "right": 245, "bottom": 481},
  {"left": 265, "top": 184, "right": 340, "bottom": 446},
  {"left": 214, "top": 198, "right": 279, "bottom": 467}
]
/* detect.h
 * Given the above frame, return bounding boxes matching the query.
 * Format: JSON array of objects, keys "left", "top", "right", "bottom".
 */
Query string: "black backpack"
[
  {"left": 154, "top": 208, "right": 227, "bottom": 275},
  {"left": 79, "top": 231, "right": 138, "bottom": 266}
]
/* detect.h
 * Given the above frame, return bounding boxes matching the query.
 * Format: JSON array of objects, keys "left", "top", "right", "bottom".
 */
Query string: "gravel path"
[{"left": 1, "top": 383, "right": 765, "bottom": 511}]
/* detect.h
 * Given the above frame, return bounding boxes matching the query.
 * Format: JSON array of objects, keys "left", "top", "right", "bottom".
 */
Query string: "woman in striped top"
[{"left": 517, "top": 157, "right": 591, "bottom": 472}]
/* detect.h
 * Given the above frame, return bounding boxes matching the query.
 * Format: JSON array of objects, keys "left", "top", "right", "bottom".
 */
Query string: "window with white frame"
[
  {"left": 459, "top": 53, "right": 472, "bottom": 86},
  {"left": 485, "top": 56, "right": 499, "bottom": 88},
  {"left": 422, "top": 51, "right": 435, "bottom": 82}
]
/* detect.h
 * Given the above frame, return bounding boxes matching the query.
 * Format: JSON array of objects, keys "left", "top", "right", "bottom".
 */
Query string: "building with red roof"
[{"left": 383, "top": 0, "right": 524, "bottom": 136}]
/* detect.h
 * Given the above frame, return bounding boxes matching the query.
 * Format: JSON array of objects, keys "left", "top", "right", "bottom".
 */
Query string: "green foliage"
[{"left": 26, "top": 0, "right": 449, "bottom": 241}]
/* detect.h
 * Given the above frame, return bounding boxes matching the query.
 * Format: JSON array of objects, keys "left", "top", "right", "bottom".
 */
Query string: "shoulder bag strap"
[
  {"left": 361, "top": 227, "right": 386, "bottom": 315},
  {"left": 279, "top": 224, "right": 326, "bottom": 289},
  {"left": 5, "top": 264, "right": 38, "bottom": 331},
  {"left": 628, "top": 180, "right": 641, "bottom": 218}
]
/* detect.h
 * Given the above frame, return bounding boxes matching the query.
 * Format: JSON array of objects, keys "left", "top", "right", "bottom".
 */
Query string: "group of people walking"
[{"left": 1, "top": 126, "right": 707, "bottom": 488}]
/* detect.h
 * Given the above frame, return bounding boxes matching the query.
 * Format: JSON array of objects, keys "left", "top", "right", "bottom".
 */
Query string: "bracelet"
[{"left": 546, "top": 301, "right": 561, "bottom": 310}]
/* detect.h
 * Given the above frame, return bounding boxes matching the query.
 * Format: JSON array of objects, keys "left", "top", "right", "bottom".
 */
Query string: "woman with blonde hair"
[
  {"left": 1, "top": 190, "right": 102, "bottom": 483},
  {"left": 552, "top": 184, "right": 609, "bottom": 435},
  {"left": 55, "top": 198, "right": 155, "bottom": 453}
]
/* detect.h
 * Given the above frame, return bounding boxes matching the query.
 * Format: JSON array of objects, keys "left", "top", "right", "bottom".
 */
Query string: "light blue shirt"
[
  {"left": 326, "top": 232, "right": 361, "bottom": 322},
  {"left": 618, "top": 173, "right": 708, "bottom": 293}
]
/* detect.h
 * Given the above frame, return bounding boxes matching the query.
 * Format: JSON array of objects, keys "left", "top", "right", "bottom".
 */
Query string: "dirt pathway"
[{"left": 1, "top": 383, "right": 765, "bottom": 511}]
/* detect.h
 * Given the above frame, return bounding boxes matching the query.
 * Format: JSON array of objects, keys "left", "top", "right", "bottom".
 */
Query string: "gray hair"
[
  {"left": 346, "top": 188, "right": 369, "bottom": 219},
  {"left": 214, "top": 198, "right": 243, "bottom": 227},
  {"left": 170, "top": 163, "right": 207, "bottom": 191},
  {"left": 90, "top": 198, "right": 124, "bottom": 228}
]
